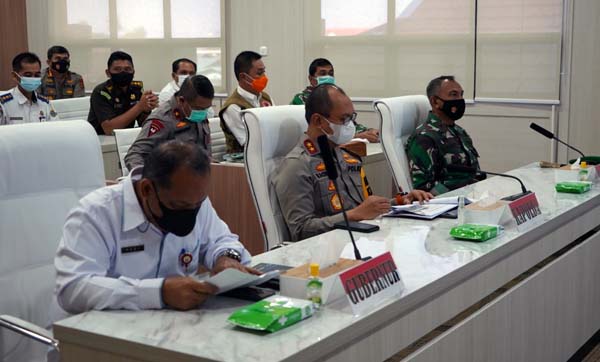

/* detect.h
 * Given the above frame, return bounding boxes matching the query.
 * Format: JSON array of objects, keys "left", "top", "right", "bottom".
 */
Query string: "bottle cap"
[
  {"left": 309, "top": 263, "right": 319, "bottom": 277},
  {"left": 581, "top": 161, "right": 587, "bottom": 168}
]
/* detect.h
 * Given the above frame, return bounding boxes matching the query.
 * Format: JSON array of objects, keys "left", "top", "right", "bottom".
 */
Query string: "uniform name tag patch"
[{"left": 121, "top": 245, "right": 145, "bottom": 254}]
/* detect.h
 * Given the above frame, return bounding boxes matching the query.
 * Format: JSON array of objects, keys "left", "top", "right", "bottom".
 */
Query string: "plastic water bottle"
[
  {"left": 306, "top": 263, "right": 323, "bottom": 309},
  {"left": 458, "top": 195, "right": 465, "bottom": 225}
]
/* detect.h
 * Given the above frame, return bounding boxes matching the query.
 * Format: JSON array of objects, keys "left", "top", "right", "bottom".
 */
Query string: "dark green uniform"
[
  {"left": 39, "top": 68, "right": 85, "bottom": 100},
  {"left": 406, "top": 112, "right": 482, "bottom": 195},
  {"left": 124, "top": 96, "right": 211, "bottom": 171},
  {"left": 272, "top": 136, "right": 373, "bottom": 241},
  {"left": 87, "top": 79, "right": 145, "bottom": 135}
]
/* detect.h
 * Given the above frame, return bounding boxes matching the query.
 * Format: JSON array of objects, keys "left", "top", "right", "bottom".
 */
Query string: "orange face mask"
[{"left": 251, "top": 74, "right": 268, "bottom": 93}]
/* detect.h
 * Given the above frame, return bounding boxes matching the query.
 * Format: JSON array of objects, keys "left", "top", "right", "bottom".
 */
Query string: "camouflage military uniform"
[
  {"left": 406, "top": 112, "right": 482, "bottom": 195},
  {"left": 124, "top": 96, "right": 211, "bottom": 171},
  {"left": 39, "top": 68, "right": 85, "bottom": 100},
  {"left": 290, "top": 85, "right": 369, "bottom": 134},
  {"left": 272, "top": 136, "right": 373, "bottom": 241}
]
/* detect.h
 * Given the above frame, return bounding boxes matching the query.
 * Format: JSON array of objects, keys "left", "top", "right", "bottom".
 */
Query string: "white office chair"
[
  {"left": 209, "top": 117, "right": 226, "bottom": 162},
  {"left": 49, "top": 96, "right": 90, "bottom": 121},
  {"left": 243, "top": 105, "right": 307, "bottom": 250},
  {"left": 374, "top": 95, "right": 431, "bottom": 192},
  {"left": 114, "top": 128, "right": 142, "bottom": 177},
  {"left": 0, "top": 121, "right": 105, "bottom": 362}
]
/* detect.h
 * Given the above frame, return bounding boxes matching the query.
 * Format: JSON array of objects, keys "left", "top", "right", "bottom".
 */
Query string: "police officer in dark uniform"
[
  {"left": 124, "top": 75, "right": 214, "bottom": 171},
  {"left": 39, "top": 45, "right": 85, "bottom": 100},
  {"left": 87, "top": 51, "right": 158, "bottom": 135}
]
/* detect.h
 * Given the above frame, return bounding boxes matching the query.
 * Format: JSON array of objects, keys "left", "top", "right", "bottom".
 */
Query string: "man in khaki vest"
[{"left": 219, "top": 51, "right": 273, "bottom": 155}]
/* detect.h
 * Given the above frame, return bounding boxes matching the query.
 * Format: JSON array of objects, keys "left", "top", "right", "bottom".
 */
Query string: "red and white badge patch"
[{"left": 148, "top": 120, "right": 164, "bottom": 137}]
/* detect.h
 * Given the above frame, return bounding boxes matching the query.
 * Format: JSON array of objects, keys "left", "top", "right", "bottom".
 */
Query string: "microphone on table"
[
  {"left": 316, "top": 135, "right": 365, "bottom": 261},
  {"left": 446, "top": 164, "right": 531, "bottom": 202},
  {"left": 530, "top": 122, "right": 585, "bottom": 158}
]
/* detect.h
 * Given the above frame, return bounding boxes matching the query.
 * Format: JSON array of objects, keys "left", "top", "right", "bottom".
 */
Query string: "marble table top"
[{"left": 54, "top": 164, "right": 600, "bottom": 361}]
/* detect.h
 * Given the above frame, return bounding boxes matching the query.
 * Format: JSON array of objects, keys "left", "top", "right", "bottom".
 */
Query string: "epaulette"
[
  {"left": 303, "top": 139, "right": 319, "bottom": 155},
  {"left": 100, "top": 90, "right": 112, "bottom": 100},
  {"left": 37, "top": 94, "right": 50, "bottom": 104},
  {"left": 131, "top": 80, "right": 143, "bottom": 88},
  {"left": 0, "top": 93, "right": 13, "bottom": 104}
]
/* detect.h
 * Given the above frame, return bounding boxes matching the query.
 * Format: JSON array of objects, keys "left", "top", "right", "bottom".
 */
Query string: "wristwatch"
[{"left": 220, "top": 248, "right": 242, "bottom": 262}]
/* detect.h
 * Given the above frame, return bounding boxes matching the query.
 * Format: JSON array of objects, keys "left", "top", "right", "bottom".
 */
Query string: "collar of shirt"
[
  {"left": 237, "top": 85, "right": 260, "bottom": 107},
  {"left": 122, "top": 166, "right": 151, "bottom": 232},
  {"left": 12, "top": 87, "right": 34, "bottom": 105},
  {"left": 171, "top": 79, "right": 179, "bottom": 92}
]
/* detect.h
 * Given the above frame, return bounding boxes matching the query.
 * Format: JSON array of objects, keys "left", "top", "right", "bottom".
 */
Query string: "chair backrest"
[
  {"left": 0, "top": 121, "right": 105, "bottom": 362},
  {"left": 374, "top": 95, "right": 431, "bottom": 191},
  {"left": 114, "top": 128, "right": 142, "bottom": 177},
  {"left": 243, "top": 105, "right": 307, "bottom": 249},
  {"left": 49, "top": 96, "right": 90, "bottom": 121},
  {"left": 209, "top": 117, "right": 226, "bottom": 162}
]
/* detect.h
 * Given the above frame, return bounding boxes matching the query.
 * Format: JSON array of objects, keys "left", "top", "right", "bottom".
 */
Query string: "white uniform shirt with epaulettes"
[
  {"left": 0, "top": 87, "right": 59, "bottom": 125},
  {"left": 272, "top": 136, "right": 373, "bottom": 241},
  {"left": 123, "top": 95, "right": 211, "bottom": 171}
]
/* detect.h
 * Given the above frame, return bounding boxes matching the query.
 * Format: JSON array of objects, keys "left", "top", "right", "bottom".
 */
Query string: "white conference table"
[{"left": 53, "top": 164, "right": 600, "bottom": 362}]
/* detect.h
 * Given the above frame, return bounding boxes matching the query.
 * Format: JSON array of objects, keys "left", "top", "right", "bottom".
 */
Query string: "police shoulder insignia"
[
  {"left": 100, "top": 90, "right": 112, "bottom": 100},
  {"left": 147, "top": 119, "right": 165, "bottom": 137},
  {"left": 0, "top": 93, "right": 14, "bottom": 104},
  {"left": 303, "top": 139, "right": 319, "bottom": 155},
  {"left": 131, "top": 80, "right": 143, "bottom": 88}
]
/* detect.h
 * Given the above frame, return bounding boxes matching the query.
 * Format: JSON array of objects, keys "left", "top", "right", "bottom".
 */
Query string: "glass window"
[
  {"left": 66, "top": 0, "right": 110, "bottom": 39},
  {"left": 196, "top": 48, "right": 222, "bottom": 88},
  {"left": 171, "top": 0, "right": 221, "bottom": 38},
  {"left": 116, "top": 0, "right": 164, "bottom": 39},
  {"left": 321, "top": 0, "right": 387, "bottom": 36}
]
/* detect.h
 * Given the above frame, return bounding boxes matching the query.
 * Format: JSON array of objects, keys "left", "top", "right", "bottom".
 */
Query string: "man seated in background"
[
  {"left": 273, "top": 84, "right": 432, "bottom": 241},
  {"left": 291, "top": 58, "right": 379, "bottom": 143},
  {"left": 87, "top": 51, "right": 158, "bottom": 135},
  {"left": 158, "top": 58, "right": 198, "bottom": 106},
  {"left": 125, "top": 75, "right": 214, "bottom": 170},
  {"left": 219, "top": 50, "right": 273, "bottom": 156},
  {"left": 52, "top": 141, "right": 257, "bottom": 323},
  {"left": 0, "top": 52, "right": 59, "bottom": 125},
  {"left": 406, "top": 75, "right": 483, "bottom": 195},
  {"left": 39, "top": 45, "right": 85, "bottom": 100}
]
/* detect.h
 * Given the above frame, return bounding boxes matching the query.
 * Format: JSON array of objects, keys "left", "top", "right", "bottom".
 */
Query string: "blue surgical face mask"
[
  {"left": 316, "top": 75, "right": 335, "bottom": 85},
  {"left": 187, "top": 109, "right": 208, "bottom": 123},
  {"left": 18, "top": 74, "right": 42, "bottom": 92}
]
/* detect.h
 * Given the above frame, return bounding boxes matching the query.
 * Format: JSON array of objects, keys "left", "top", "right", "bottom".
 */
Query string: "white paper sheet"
[{"left": 201, "top": 269, "right": 280, "bottom": 294}]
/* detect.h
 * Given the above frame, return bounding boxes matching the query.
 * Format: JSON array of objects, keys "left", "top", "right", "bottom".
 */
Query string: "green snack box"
[
  {"left": 555, "top": 181, "right": 592, "bottom": 194},
  {"left": 450, "top": 224, "right": 500, "bottom": 242},
  {"left": 227, "top": 296, "right": 314, "bottom": 333}
]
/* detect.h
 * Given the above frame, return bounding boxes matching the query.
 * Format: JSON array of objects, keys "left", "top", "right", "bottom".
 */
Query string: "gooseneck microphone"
[
  {"left": 316, "top": 135, "right": 363, "bottom": 260},
  {"left": 530, "top": 122, "right": 585, "bottom": 158},
  {"left": 447, "top": 164, "right": 531, "bottom": 201}
]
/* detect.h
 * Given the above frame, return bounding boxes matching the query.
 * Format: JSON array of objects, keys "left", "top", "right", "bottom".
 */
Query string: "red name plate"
[
  {"left": 339, "top": 252, "right": 404, "bottom": 315},
  {"left": 509, "top": 192, "right": 543, "bottom": 232}
]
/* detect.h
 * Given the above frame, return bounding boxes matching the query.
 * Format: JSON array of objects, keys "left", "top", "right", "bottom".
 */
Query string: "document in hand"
[
  {"left": 384, "top": 203, "right": 458, "bottom": 220},
  {"left": 200, "top": 269, "right": 281, "bottom": 294}
]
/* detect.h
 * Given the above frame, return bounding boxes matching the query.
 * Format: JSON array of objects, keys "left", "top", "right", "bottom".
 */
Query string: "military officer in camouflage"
[
  {"left": 124, "top": 75, "right": 214, "bottom": 171},
  {"left": 406, "top": 76, "right": 483, "bottom": 195},
  {"left": 273, "top": 84, "right": 432, "bottom": 241},
  {"left": 88, "top": 51, "right": 158, "bottom": 135},
  {"left": 39, "top": 45, "right": 85, "bottom": 100}
]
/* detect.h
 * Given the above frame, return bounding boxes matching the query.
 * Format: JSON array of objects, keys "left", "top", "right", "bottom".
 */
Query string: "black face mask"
[
  {"left": 110, "top": 72, "right": 134, "bottom": 87},
  {"left": 148, "top": 186, "right": 201, "bottom": 237},
  {"left": 438, "top": 97, "right": 466, "bottom": 121},
  {"left": 52, "top": 59, "right": 70, "bottom": 74}
]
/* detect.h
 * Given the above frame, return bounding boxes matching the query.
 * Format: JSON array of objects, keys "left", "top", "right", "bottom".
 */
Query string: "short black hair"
[
  {"left": 107, "top": 51, "right": 133, "bottom": 69},
  {"left": 172, "top": 58, "right": 197, "bottom": 73},
  {"left": 233, "top": 51, "right": 261, "bottom": 81},
  {"left": 142, "top": 140, "right": 211, "bottom": 189},
  {"left": 308, "top": 58, "right": 333, "bottom": 76},
  {"left": 178, "top": 75, "right": 214, "bottom": 101},
  {"left": 12, "top": 52, "right": 42, "bottom": 72},
  {"left": 426, "top": 75, "right": 456, "bottom": 98},
  {"left": 47, "top": 45, "right": 69, "bottom": 60},
  {"left": 305, "top": 84, "right": 347, "bottom": 123}
]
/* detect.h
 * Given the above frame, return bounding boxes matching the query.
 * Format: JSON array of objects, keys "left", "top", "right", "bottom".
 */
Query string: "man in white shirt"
[
  {"left": 0, "top": 52, "right": 59, "bottom": 125},
  {"left": 52, "top": 140, "right": 258, "bottom": 320},
  {"left": 219, "top": 51, "right": 274, "bottom": 155},
  {"left": 158, "top": 58, "right": 198, "bottom": 106}
]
